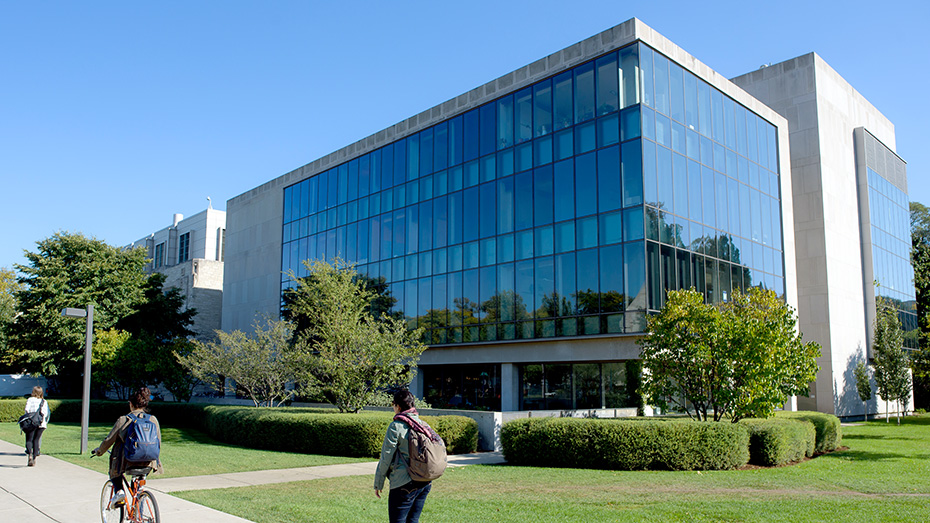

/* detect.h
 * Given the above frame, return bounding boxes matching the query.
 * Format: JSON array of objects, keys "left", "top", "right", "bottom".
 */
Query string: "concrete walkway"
[
  {"left": 0, "top": 437, "right": 505, "bottom": 522},
  {"left": 147, "top": 451, "right": 506, "bottom": 493}
]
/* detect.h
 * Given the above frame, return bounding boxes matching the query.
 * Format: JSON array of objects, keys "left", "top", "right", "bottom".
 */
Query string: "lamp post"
[{"left": 62, "top": 305, "right": 93, "bottom": 454}]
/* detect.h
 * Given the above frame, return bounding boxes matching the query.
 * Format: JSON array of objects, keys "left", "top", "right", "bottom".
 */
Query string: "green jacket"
[{"left": 373, "top": 415, "right": 418, "bottom": 490}]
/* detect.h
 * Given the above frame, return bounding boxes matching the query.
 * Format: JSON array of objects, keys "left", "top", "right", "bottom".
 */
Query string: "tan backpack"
[{"left": 395, "top": 413, "right": 447, "bottom": 482}]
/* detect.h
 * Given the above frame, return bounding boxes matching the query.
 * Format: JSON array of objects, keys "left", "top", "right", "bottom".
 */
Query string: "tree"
[
  {"left": 0, "top": 267, "right": 23, "bottom": 372},
  {"left": 286, "top": 258, "right": 427, "bottom": 413},
  {"left": 910, "top": 201, "right": 930, "bottom": 408},
  {"left": 180, "top": 317, "right": 303, "bottom": 407},
  {"left": 639, "top": 287, "right": 820, "bottom": 422},
  {"left": 872, "top": 296, "right": 912, "bottom": 424},
  {"left": 117, "top": 273, "right": 199, "bottom": 401},
  {"left": 8, "top": 232, "right": 148, "bottom": 395},
  {"left": 854, "top": 359, "right": 872, "bottom": 421}
]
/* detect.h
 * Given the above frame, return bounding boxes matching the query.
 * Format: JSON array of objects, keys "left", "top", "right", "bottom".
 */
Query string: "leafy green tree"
[
  {"left": 854, "top": 359, "right": 872, "bottom": 421},
  {"left": 910, "top": 201, "right": 930, "bottom": 408},
  {"left": 872, "top": 296, "right": 912, "bottom": 424},
  {"left": 639, "top": 288, "right": 820, "bottom": 422},
  {"left": 180, "top": 317, "right": 303, "bottom": 407},
  {"left": 286, "top": 258, "right": 427, "bottom": 413},
  {"left": 0, "top": 267, "right": 23, "bottom": 372},
  {"left": 9, "top": 232, "right": 148, "bottom": 395},
  {"left": 117, "top": 273, "right": 199, "bottom": 401}
]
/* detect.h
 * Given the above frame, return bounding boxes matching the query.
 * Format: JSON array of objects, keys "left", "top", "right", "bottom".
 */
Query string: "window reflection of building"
[
  {"left": 518, "top": 362, "right": 640, "bottom": 411},
  {"left": 422, "top": 364, "right": 501, "bottom": 411}
]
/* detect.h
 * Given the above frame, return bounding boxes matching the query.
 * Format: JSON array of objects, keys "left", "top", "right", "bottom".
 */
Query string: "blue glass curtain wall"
[
  {"left": 281, "top": 41, "right": 785, "bottom": 345},
  {"left": 866, "top": 167, "right": 917, "bottom": 348}
]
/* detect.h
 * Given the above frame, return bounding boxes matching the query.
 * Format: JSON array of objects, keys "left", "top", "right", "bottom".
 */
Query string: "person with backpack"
[
  {"left": 91, "top": 386, "right": 162, "bottom": 508},
  {"left": 22, "top": 386, "right": 50, "bottom": 467},
  {"left": 374, "top": 389, "right": 446, "bottom": 523}
]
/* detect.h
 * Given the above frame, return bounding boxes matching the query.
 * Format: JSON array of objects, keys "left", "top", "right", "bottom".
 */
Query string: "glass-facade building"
[{"left": 280, "top": 40, "right": 784, "bottom": 411}]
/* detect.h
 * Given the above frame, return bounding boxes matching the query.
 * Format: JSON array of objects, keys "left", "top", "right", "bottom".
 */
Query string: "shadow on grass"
[
  {"left": 843, "top": 434, "right": 917, "bottom": 441},
  {"left": 825, "top": 450, "right": 930, "bottom": 462}
]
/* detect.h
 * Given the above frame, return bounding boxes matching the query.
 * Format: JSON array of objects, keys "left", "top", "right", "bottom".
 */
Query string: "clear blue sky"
[{"left": 2, "top": 1, "right": 927, "bottom": 270}]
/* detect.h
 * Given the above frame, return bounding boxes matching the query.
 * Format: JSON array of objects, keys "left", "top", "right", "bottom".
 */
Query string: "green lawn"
[
  {"left": 0, "top": 421, "right": 371, "bottom": 478},
  {"left": 175, "top": 415, "right": 930, "bottom": 523}
]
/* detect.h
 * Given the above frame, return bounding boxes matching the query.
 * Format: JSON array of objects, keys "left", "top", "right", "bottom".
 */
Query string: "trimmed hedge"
[
  {"left": 741, "top": 418, "right": 815, "bottom": 466},
  {"left": 501, "top": 418, "right": 749, "bottom": 471},
  {"left": 0, "top": 400, "right": 478, "bottom": 458},
  {"left": 202, "top": 406, "right": 478, "bottom": 458},
  {"left": 776, "top": 411, "right": 842, "bottom": 453}
]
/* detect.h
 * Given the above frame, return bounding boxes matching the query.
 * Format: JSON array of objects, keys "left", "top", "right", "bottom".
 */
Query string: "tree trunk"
[{"left": 886, "top": 400, "right": 889, "bottom": 423}]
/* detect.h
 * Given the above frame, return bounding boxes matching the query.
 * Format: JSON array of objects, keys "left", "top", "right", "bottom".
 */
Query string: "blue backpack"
[{"left": 124, "top": 412, "right": 160, "bottom": 462}]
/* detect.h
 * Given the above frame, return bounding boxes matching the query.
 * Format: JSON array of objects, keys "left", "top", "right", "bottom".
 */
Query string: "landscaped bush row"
[
  {"left": 0, "top": 399, "right": 478, "bottom": 458},
  {"left": 203, "top": 406, "right": 478, "bottom": 458},
  {"left": 501, "top": 417, "right": 750, "bottom": 471},
  {"left": 776, "top": 411, "right": 842, "bottom": 453},
  {"left": 740, "top": 418, "right": 815, "bottom": 466}
]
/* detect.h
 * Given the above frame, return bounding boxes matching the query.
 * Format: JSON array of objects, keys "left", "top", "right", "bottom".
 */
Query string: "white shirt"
[{"left": 24, "top": 397, "right": 50, "bottom": 429}]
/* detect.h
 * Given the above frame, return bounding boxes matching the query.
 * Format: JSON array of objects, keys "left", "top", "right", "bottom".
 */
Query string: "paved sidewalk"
[
  {"left": 0, "top": 439, "right": 252, "bottom": 523},
  {"left": 0, "top": 435, "right": 506, "bottom": 522},
  {"left": 148, "top": 451, "right": 506, "bottom": 493}
]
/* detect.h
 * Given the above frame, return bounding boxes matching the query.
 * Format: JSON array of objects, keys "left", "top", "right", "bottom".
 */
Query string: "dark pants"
[
  {"left": 388, "top": 481, "right": 431, "bottom": 523},
  {"left": 24, "top": 428, "right": 45, "bottom": 457}
]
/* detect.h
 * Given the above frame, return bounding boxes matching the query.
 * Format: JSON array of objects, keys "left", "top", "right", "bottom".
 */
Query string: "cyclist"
[{"left": 92, "top": 387, "right": 162, "bottom": 508}]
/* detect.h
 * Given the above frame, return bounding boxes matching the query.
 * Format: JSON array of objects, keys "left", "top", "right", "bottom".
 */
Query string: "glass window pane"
[
  {"left": 553, "top": 71, "right": 573, "bottom": 131},
  {"left": 643, "top": 139, "right": 657, "bottom": 207},
  {"left": 516, "top": 87, "right": 533, "bottom": 144},
  {"left": 534, "top": 80, "right": 553, "bottom": 137},
  {"left": 575, "top": 152, "right": 597, "bottom": 216},
  {"left": 596, "top": 52, "right": 619, "bottom": 116},
  {"left": 653, "top": 52, "right": 669, "bottom": 116},
  {"left": 640, "top": 44, "right": 654, "bottom": 109},
  {"left": 534, "top": 165, "right": 554, "bottom": 226},
  {"left": 597, "top": 145, "right": 621, "bottom": 212},
  {"left": 624, "top": 207, "right": 644, "bottom": 242},
  {"left": 554, "top": 159, "right": 575, "bottom": 221},
  {"left": 577, "top": 248, "right": 599, "bottom": 314},
  {"left": 498, "top": 95, "right": 514, "bottom": 150},
  {"left": 480, "top": 181, "right": 496, "bottom": 239},
  {"left": 621, "top": 105, "right": 641, "bottom": 142},
  {"left": 619, "top": 44, "right": 640, "bottom": 109},
  {"left": 574, "top": 61, "right": 595, "bottom": 123},
  {"left": 621, "top": 139, "right": 643, "bottom": 207},
  {"left": 555, "top": 220, "right": 575, "bottom": 253},
  {"left": 577, "top": 216, "right": 598, "bottom": 249},
  {"left": 515, "top": 171, "right": 533, "bottom": 230},
  {"left": 599, "top": 211, "right": 622, "bottom": 245}
]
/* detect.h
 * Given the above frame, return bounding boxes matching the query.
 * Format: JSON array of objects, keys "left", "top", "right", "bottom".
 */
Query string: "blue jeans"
[{"left": 388, "top": 481, "right": 431, "bottom": 523}]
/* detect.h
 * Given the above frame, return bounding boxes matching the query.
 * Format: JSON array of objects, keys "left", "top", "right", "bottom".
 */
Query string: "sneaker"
[{"left": 108, "top": 490, "right": 126, "bottom": 509}]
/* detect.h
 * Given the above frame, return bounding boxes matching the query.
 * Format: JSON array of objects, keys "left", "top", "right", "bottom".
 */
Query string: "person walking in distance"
[
  {"left": 374, "top": 390, "right": 434, "bottom": 523},
  {"left": 23, "top": 386, "right": 49, "bottom": 466}
]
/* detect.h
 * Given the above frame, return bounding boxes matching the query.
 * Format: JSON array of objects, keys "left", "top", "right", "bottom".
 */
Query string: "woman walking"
[{"left": 23, "top": 386, "right": 49, "bottom": 467}]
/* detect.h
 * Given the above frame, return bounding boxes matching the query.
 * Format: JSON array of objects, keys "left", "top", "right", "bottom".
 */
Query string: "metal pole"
[{"left": 80, "top": 304, "right": 94, "bottom": 454}]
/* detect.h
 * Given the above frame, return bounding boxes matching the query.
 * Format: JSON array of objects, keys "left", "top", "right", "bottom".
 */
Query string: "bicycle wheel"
[
  {"left": 100, "top": 481, "right": 125, "bottom": 523},
  {"left": 135, "top": 490, "right": 160, "bottom": 523}
]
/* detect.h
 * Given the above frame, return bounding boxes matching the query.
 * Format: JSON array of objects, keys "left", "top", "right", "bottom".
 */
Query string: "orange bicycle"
[{"left": 99, "top": 465, "right": 161, "bottom": 523}]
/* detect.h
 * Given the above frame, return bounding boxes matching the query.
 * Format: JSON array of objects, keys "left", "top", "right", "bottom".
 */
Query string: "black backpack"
[{"left": 18, "top": 399, "right": 45, "bottom": 433}]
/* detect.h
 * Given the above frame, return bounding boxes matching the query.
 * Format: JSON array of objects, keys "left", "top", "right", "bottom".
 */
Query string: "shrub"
[
  {"left": 1, "top": 399, "right": 478, "bottom": 458},
  {"left": 203, "top": 406, "right": 478, "bottom": 458},
  {"left": 776, "top": 411, "right": 842, "bottom": 453},
  {"left": 501, "top": 418, "right": 749, "bottom": 471},
  {"left": 741, "top": 418, "right": 815, "bottom": 466}
]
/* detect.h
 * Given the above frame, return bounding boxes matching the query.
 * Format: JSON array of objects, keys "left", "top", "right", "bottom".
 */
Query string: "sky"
[{"left": 2, "top": 0, "right": 928, "bottom": 271}]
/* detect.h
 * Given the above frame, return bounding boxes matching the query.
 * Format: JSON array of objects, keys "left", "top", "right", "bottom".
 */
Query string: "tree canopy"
[
  {"left": 286, "top": 258, "right": 427, "bottom": 412},
  {"left": 872, "top": 296, "right": 912, "bottom": 424},
  {"left": 7, "top": 232, "right": 148, "bottom": 393},
  {"left": 0, "top": 267, "right": 23, "bottom": 372},
  {"left": 639, "top": 287, "right": 820, "bottom": 422},
  {"left": 180, "top": 317, "right": 302, "bottom": 407}
]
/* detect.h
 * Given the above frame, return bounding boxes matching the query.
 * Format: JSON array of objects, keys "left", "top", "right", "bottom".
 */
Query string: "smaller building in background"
[{"left": 128, "top": 207, "right": 226, "bottom": 340}]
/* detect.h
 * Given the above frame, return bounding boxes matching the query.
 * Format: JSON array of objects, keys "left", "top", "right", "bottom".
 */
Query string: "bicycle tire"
[
  {"left": 135, "top": 490, "right": 160, "bottom": 523},
  {"left": 100, "top": 481, "right": 125, "bottom": 523}
]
